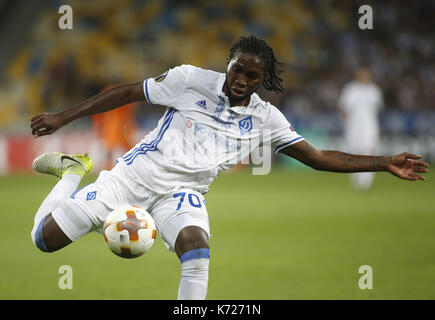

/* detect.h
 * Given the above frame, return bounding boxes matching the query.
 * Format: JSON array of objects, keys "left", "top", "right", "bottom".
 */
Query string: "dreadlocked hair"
[{"left": 229, "top": 35, "right": 286, "bottom": 93}]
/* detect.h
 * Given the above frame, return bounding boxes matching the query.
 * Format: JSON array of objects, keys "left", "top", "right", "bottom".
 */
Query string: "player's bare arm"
[
  {"left": 31, "top": 81, "right": 144, "bottom": 138},
  {"left": 281, "top": 140, "right": 429, "bottom": 181}
]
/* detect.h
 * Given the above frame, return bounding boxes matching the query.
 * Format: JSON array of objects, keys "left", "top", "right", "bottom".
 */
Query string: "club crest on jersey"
[
  {"left": 238, "top": 116, "right": 253, "bottom": 135},
  {"left": 86, "top": 191, "right": 97, "bottom": 201}
]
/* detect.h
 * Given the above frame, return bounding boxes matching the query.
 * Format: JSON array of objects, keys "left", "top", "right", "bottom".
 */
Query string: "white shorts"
[{"left": 52, "top": 165, "right": 210, "bottom": 252}]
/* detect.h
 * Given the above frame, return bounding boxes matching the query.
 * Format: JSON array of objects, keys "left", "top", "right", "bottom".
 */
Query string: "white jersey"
[
  {"left": 338, "top": 81, "right": 383, "bottom": 150},
  {"left": 116, "top": 64, "right": 304, "bottom": 194}
]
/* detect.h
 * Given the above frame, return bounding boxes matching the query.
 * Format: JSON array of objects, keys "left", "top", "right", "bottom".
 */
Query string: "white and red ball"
[{"left": 103, "top": 204, "right": 156, "bottom": 258}]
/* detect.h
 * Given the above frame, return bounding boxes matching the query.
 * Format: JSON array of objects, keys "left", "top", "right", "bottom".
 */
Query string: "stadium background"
[{"left": 0, "top": 0, "right": 434, "bottom": 299}]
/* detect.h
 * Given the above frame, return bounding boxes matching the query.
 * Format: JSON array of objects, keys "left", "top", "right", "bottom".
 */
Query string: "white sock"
[
  {"left": 177, "top": 258, "right": 209, "bottom": 300},
  {"left": 31, "top": 174, "right": 82, "bottom": 242}
]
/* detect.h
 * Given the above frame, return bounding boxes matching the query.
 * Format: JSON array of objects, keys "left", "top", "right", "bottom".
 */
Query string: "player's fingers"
[
  {"left": 31, "top": 121, "right": 46, "bottom": 133},
  {"left": 402, "top": 175, "right": 418, "bottom": 181},
  {"left": 32, "top": 128, "right": 42, "bottom": 137},
  {"left": 34, "top": 128, "right": 52, "bottom": 137},
  {"left": 415, "top": 174, "right": 426, "bottom": 181},
  {"left": 413, "top": 166, "right": 428, "bottom": 173},
  {"left": 30, "top": 114, "right": 43, "bottom": 122},
  {"left": 413, "top": 160, "right": 430, "bottom": 168},
  {"left": 405, "top": 173, "right": 423, "bottom": 181},
  {"left": 30, "top": 117, "right": 43, "bottom": 130},
  {"left": 404, "top": 153, "right": 422, "bottom": 159},
  {"left": 408, "top": 170, "right": 426, "bottom": 181},
  {"left": 32, "top": 124, "right": 52, "bottom": 136}
]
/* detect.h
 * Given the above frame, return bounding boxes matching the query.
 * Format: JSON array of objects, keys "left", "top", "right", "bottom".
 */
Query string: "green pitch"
[{"left": 1, "top": 163, "right": 434, "bottom": 299}]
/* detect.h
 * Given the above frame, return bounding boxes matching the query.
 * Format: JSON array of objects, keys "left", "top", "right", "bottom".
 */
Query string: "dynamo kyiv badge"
[
  {"left": 86, "top": 191, "right": 97, "bottom": 201},
  {"left": 238, "top": 116, "right": 253, "bottom": 135}
]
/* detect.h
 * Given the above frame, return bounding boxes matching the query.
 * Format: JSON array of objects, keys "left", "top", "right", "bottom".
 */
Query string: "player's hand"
[
  {"left": 387, "top": 152, "right": 429, "bottom": 181},
  {"left": 30, "top": 112, "right": 64, "bottom": 138}
]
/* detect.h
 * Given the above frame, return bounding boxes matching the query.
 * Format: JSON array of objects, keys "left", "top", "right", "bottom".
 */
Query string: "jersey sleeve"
[
  {"left": 267, "top": 105, "right": 305, "bottom": 154},
  {"left": 143, "top": 64, "right": 193, "bottom": 107}
]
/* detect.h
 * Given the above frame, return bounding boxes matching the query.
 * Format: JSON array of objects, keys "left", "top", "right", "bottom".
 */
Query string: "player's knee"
[
  {"left": 175, "top": 226, "right": 209, "bottom": 259},
  {"left": 31, "top": 214, "right": 72, "bottom": 253}
]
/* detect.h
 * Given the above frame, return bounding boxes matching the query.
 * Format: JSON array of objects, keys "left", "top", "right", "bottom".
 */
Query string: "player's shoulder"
[
  {"left": 342, "top": 80, "right": 358, "bottom": 91},
  {"left": 370, "top": 82, "right": 382, "bottom": 92},
  {"left": 172, "top": 64, "right": 219, "bottom": 75},
  {"left": 249, "top": 93, "right": 284, "bottom": 122},
  {"left": 182, "top": 64, "right": 223, "bottom": 80},
  {"left": 178, "top": 64, "right": 224, "bottom": 91},
  {"left": 255, "top": 92, "right": 283, "bottom": 108},
  {"left": 251, "top": 93, "right": 270, "bottom": 111},
  {"left": 160, "top": 64, "right": 223, "bottom": 90}
]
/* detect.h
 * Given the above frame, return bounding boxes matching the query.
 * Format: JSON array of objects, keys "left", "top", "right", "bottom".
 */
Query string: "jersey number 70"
[{"left": 173, "top": 192, "right": 202, "bottom": 211}]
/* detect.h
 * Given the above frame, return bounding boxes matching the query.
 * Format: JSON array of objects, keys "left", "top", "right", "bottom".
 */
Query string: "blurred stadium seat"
[{"left": 0, "top": 0, "right": 434, "bottom": 173}]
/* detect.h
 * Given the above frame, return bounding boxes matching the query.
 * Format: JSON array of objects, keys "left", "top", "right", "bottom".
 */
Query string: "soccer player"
[
  {"left": 91, "top": 84, "right": 138, "bottom": 170},
  {"left": 30, "top": 35, "right": 429, "bottom": 300},
  {"left": 338, "top": 67, "right": 384, "bottom": 190}
]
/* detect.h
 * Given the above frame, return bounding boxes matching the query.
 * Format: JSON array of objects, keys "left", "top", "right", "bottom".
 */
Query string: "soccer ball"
[{"left": 103, "top": 204, "right": 157, "bottom": 259}]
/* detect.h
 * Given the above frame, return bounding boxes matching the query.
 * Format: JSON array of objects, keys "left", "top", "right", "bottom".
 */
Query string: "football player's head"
[
  {"left": 225, "top": 35, "right": 285, "bottom": 104},
  {"left": 355, "top": 67, "right": 372, "bottom": 83}
]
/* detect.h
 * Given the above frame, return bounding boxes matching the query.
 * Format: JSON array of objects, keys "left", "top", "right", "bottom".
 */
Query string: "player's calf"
[
  {"left": 31, "top": 152, "right": 94, "bottom": 252},
  {"left": 175, "top": 226, "right": 210, "bottom": 300}
]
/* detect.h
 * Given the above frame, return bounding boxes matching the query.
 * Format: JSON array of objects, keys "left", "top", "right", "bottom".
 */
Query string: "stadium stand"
[{"left": 0, "top": 0, "right": 434, "bottom": 172}]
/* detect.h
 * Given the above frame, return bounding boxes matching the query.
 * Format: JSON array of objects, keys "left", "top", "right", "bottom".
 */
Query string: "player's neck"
[{"left": 229, "top": 96, "right": 251, "bottom": 108}]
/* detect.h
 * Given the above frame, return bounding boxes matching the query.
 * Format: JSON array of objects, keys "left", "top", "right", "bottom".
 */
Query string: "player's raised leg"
[
  {"left": 175, "top": 226, "right": 210, "bottom": 300},
  {"left": 30, "top": 152, "right": 93, "bottom": 252},
  {"left": 152, "top": 189, "right": 211, "bottom": 300}
]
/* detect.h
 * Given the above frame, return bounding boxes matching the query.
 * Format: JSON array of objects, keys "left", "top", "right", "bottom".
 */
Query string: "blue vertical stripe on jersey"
[
  {"left": 123, "top": 108, "right": 176, "bottom": 165},
  {"left": 123, "top": 108, "right": 175, "bottom": 163},
  {"left": 274, "top": 136, "right": 303, "bottom": 153},
  {"left": 144, "top": 79, "right": 152, "bottom": 104},
  {"left": 123, "top": 108, "right": 174, "bottom": 162}
]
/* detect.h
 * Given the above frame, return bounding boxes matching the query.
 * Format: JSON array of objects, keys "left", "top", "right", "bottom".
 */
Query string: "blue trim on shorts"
[
  {"left": 35, "top": 216, "right": 49, "bottom": 252},
  {"left": 180, "top": 248, "right": 210, "bottom": 263},
  {"left": 70, "top": 183, "right": 91, "bottom": 199},
  {"left": 144, "top": 79, "right": 152, "bottom": 104}
]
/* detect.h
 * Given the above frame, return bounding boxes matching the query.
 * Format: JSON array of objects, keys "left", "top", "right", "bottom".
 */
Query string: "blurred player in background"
[
  {"left": 29, "top": 36, "right": 428, "bottom": 300},
  {"left": 338, "top": 67, "right": 384, "bottom": 190},
  {"left": 91, "top": 85, "right": 138, "bottom": 170}
]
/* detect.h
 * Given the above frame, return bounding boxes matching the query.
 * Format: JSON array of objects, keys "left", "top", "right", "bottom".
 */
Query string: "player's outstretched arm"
[
  {"left": 31, "top": 81, "right": 144, "bottom": 138},
  {"left": 281, "top": 140, "right": 429, "bottom": 181}
]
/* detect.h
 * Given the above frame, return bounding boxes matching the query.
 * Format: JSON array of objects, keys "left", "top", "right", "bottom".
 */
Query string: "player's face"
[
  {"left": 225, "top": 51, "right": 266, "bottom": 106},
  {"left": 355, "top": 68, "right": 371, "bottom": 83}
]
